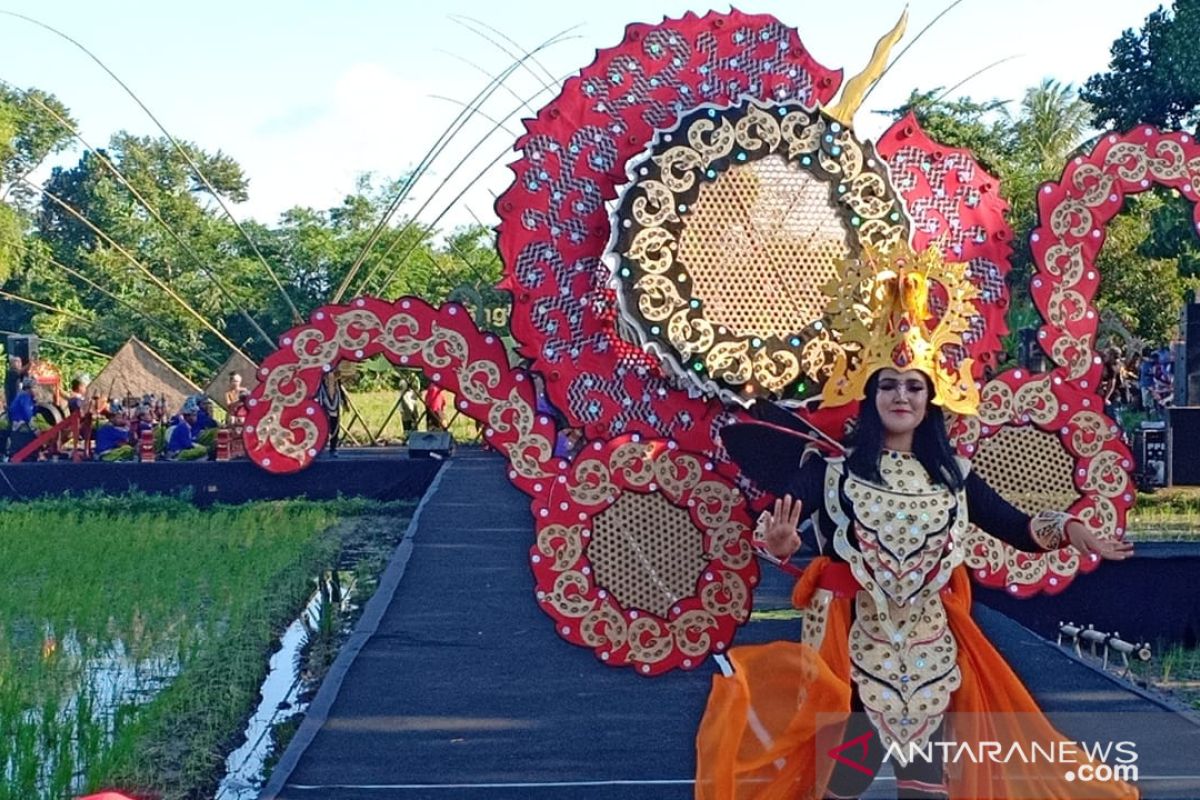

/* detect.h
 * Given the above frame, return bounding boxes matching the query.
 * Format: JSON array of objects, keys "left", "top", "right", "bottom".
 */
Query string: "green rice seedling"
[{"left": 0, "top": 495, "right": 375, "bottom": 799}]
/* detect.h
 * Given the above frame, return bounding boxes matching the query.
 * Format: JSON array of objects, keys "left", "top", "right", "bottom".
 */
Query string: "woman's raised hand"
[
  {"left": 762, "top": 494, "right": 803, "bottom": 560},
  {"left": 1065, "top": 520, "right": 1135, "bottom": 561}
]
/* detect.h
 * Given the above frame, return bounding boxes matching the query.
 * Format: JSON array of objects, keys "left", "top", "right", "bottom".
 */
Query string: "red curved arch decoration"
[
  {"left": 241, "top": 297, "right": 558, "bottom": 487},
  {"left": 1031, "top": 126, "right": 1200, "bottom": 387},
  {"left": 242, "top": 296, "right": 758, "bottom": 674}
]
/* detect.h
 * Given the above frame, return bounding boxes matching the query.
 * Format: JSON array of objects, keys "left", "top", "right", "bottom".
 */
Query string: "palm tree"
[{"left": 1013, "top": 79, "right": 1092, "bottom": 172}]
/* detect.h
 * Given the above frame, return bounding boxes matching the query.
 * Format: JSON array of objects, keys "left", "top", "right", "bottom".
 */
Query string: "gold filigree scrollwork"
[
  {"left": 546, "top": 571, "right": 595, "bottom": 618},
  {"left": 1071, "top": 164, "right": 1115, "bottom": 207},
  {"left": 651, "top": 451, "right": 703, "bottom": 500},
  {"left": 654, "top": 146, "right": 704, "bottom": 192},
  {"left": 458, "top": 359, "right": 502, "bottom": 405},
  {"left": 1104, "top": 142, "right": 1149, "bottom": 182},
  {"left": 333, "top": 309, "right": 381, "bottom": 349},
  {"left": 701, "top": 572, "right": 750, "bottom": 621},
  {"left": 687, "top": 118, "right": 736, "bottom": 166},
  {"left": 631, "top": 180, "right": 679, "bottom": 227},
  {"left": 537, "top": 523, "right": 584, "bottom": 571},
  {"left": 627, "top": 617, "right": 675, "bottom": 663},
  {"left": 1049, "top": 199, "right": 1093, "bottom": 239},
  {"left": 1069, "top": 411, "right": 1112, "bottom": 457},
  {"left": 579, "top": 604, "right": 628, "bottom": 649},
  {"left": 1078, "top": 495, "right": 1119, "bottom": 537},
  {"left": 706, "top": 341, "right": 754, "bottom": 384},
  {"left": 568, "top": 458, "right": 616, "bottom": 506},
  {"left": 1187, "top": 155, "right": 1200, "bottom": 194},
  {"left": 292, "top": 330, "right": 339, "bottom": 368},
  {"left": 610, "top": 442, "right": 656, "bottom": 486},
  {"left": 1082, "top": 450, "right": 1130, "bottom": 498},
  {"left": 637, "top": 274, "right": 687, "bottom": 321},
  {"left": 628, "top": 228, "right": 677, "bottom": 275},
  {"left": 733, "top": 104, "right": 782, "bottom": 151},
  {"left": 689, "top": 481, "right": 738, "bottom": 528},
  {"left": 1013, "top": 378, "right": 1057, "bottom": 425},
  {"left": 671, "top": 609, "right": 718, "bottom": 657},
  {"left": 667, "top": 312, "right": 715, "bottom": 357},
  {"left": 378, "top": 313, "right": 423, "bottom": 356},
  {"left": 423, "top": 324, "right": 469, "bottom": 367},
  {"left": 612, "top": 99, "right": 908, "bottom": 401}
]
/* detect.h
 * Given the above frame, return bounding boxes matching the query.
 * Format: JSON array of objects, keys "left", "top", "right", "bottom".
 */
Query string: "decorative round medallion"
[{"left": 608, "top": 99, "right": 910, "bottom": 402}]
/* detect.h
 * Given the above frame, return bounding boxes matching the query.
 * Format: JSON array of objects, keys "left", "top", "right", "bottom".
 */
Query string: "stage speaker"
[
  {"left": 1135, "top": 421, "right": 1170, "bottom": 488},
  {"left": 1186, "top": 304, "right": 1200, "bottom": 404},
  {"left": 1168, "top": 407, "right": 1200, "bottom": 486},
  {"left": 408, "top": 430, "right": 453, "bottom": 459},
  {"left": 1018, "top": 327, "right": 1047, "bottom": 372},
  {"left": 5, "top": 335, "right": 38, "bottom": 366}
]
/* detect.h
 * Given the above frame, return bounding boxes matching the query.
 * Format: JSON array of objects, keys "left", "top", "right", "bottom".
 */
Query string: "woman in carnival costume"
[{"left": 695, "top": 245, "right": 1136, "bottom": 800}]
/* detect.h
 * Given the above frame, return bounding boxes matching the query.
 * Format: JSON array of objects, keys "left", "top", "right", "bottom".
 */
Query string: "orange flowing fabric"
[{"left": 694, "top": 560, "right": 1138, "bottom": 800}]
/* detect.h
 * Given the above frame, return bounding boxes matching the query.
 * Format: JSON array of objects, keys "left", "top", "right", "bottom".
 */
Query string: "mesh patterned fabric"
[
  {"left": 971, "top": 426, "right": 1081, "bottom": 515},
  {"left": 590, "top": 492, "right": 708, "bottom": 618},
  {"left": 678, "top": 155, "right": 850, "bottom": 339}
]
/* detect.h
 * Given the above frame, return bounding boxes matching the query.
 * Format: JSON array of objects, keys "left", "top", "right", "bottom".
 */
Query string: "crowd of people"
[
  {"left": 1, "top": 369, "right": 252, "bottom": 462},
  {"left": 1099, "top": 344, "right": 1177, "bottom": 423},
  {"left": 0, "top": 365, "right": 477, "bottom": 462}
]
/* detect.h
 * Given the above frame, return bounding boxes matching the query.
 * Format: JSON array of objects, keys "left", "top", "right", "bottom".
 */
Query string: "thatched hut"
[{"left": 89, "top": 338, "right": 201, "bottom": 414}]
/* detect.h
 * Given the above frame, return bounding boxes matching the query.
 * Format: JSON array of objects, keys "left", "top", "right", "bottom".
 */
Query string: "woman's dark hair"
[{"left": 846, "top": 371, "right": 964, "bottom": 490}]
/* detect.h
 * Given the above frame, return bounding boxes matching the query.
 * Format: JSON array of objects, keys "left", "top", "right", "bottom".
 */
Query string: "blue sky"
[{"left": 0, "top": 1, "right": 1167, "bottom": 233}]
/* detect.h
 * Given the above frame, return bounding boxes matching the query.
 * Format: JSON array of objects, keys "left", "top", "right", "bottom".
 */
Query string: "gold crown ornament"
[{"left": 820, "top": 243, "right": 981, "bottom": 415}]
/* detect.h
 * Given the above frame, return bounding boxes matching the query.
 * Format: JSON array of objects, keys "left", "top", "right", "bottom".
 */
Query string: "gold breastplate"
[{"left": 822, "top": 453, "right": 969, "bottom": 760}]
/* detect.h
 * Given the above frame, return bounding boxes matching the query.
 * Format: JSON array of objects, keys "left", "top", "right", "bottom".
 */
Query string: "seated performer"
[
  {"left": 95, "top": 407, "right": 134, "bottom": 462},
  {"left": 164, "top": 398, "right": 207, "bottom": 461},
  {"left": 696, "top": 247, "right": 1136, "bottom": 800},
  {"left": 7, "top": 377, "right": 35, "bottom": 432}
]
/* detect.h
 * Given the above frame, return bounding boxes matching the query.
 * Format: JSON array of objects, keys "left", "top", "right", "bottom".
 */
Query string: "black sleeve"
[
  {"left": 779, "top": 453, "right": 826, "bottom": 514},
  {"left": 721, "top": 421, "right": 814, "bottom": 497},
  {"left": 964, "top": 471, "right": 1041, "bottom": 552}
]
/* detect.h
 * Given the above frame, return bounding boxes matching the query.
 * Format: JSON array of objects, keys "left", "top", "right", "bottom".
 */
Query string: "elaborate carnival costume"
[
  {"left": 241, "top": 8, "right": 1148, "bottom": 798},
  {"left": 698, "top": 247, "right": 1136, "bottom": 800}
]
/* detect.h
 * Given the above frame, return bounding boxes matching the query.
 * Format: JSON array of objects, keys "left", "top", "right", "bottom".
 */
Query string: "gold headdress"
[{"left": 821, "top": 243, "right": 981, "bottom": 415}]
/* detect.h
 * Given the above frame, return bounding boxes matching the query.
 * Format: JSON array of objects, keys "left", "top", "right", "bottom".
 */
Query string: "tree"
[
  {"left": 1013, "top": 80, "right": 1092, "bottom": 173},
  {"left": 24, "top": 132, "right": 267, "bottom": 376},
  {"left": 0, "top": 87, "right": 75, "bottom": 291},
  {"left": 0, "top": 86, "right": 76, "bottom": 211},
  {"left": 1083, "top": 0, "right": 1200, "bottom": 132},
  {"left": 1095, "top": 191, "right": 1200, "bottom": 343}
]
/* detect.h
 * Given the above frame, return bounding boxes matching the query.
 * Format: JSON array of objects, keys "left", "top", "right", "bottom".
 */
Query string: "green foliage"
[
  {"left": 0, "top": 87, "right": 76, "bottom": 211},
  {"left": 1095, "top": 190, "right": 1200, "bottom": 344},
  {"left": 1083, "top": 0, "right": 1200, "bottom": 131},
  {"left": 0, "top": 87, "right": 510, "bottom": 385}
]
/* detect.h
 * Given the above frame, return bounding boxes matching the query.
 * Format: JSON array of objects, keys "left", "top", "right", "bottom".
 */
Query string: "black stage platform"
[
  {"left": 261, "top": 452, "right": 1200, "bottom": 800},
  {"left": 0, "top": 448, "right": 443, "bottom": 505},
  {"left": 977, "top": 542, "right": 1200, "bottom": 648}
]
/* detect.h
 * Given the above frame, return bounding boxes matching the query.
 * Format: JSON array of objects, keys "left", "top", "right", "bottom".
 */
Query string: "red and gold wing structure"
[{"left": 241, "top": 10, "right": 1144, "bottom": 672}]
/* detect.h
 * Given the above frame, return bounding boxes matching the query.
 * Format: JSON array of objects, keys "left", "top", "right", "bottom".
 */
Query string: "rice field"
[
  {"left": 0, "top": 493, "right": 410, "bottom": 800},
  {"left": 342, "top": 390, "right": 483, "bottom": 445},
  {"left": 1127, "top": 486, "right": 1200, "bottom": 540}
]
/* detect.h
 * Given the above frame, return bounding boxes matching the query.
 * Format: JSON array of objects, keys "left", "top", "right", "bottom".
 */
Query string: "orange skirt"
[{"left": 695, "top": 558, "right": 1138, "bottom": 800}]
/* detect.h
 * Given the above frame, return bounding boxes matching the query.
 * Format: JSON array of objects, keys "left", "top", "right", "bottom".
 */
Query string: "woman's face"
[{"left": 875, "top": 368, "right": 929, "bottom": 439}]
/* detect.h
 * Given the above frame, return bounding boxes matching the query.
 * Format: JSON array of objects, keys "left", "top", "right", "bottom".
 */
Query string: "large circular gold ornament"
[{"left": 608, "top": 99, "right": 910, "bottom": 403}]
